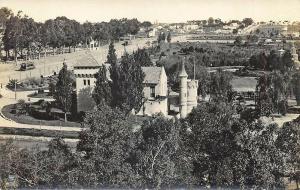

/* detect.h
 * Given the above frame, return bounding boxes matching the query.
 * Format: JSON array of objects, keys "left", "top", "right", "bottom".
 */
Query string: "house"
[
  {"left": 137, "top": 67, "right": 168, "bottom": 116},
  {"left": 183, "top": 24, "right": 199, "bottom": 31},
  {"left": 88, "top": 38, "right": 99, "bottom": 50},
  {"left": 148, "top": 28, "right": 157, "bottom": 37}
]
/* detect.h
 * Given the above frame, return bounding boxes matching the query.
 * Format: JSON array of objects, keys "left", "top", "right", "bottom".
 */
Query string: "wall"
[{"left": 137, "top": 98, "right": 168, "bottom": 116}]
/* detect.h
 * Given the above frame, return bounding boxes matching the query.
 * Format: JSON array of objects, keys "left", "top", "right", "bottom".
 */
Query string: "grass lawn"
[{"left": 2, "top": 104, "right": 81, "bottom": 128}]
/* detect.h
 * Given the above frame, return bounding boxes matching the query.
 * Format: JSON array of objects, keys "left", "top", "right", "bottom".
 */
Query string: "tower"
[
  {"left": 291, "top": 41, "right": 300, "bottom": 68},
  {"left": 179, "top": 58, "right": 188, "bottom": 118}
]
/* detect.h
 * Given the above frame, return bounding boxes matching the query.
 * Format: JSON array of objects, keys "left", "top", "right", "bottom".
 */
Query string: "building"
[
  {"left": 178, "top": 59, "right": 198, "bottom": 118},
  {"left": 137, "top": 67, "right": 168, "bottom": 116},
  {"left": 74, "top": 54, "right": 198, "bottom": 118},
  {"left": 88, "top": 38, "right": 100, "bottom": 50},
  {"left": 148, "top": 28, "right": 157, "bottom": 37},
  {"left": 291, "top": 42, "right": 300, "bottom": 68},
  {"left": 183, "top": 24, "right": 199, "bottom": 31},
  {"left": 74, "top": 53, "right": 168, "bottom": 115},
  {"left": 73, "top": 53, "right": 102, "bottom": 112}
]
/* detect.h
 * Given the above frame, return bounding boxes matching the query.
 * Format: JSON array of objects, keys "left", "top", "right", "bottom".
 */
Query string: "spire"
[{"left": 179, "top": 57, "right": 188, "bottom": 77}]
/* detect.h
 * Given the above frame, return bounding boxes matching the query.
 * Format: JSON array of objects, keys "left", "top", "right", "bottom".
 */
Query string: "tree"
[
  {"left": 292, "top": 71, "right": 300, "bottom": 106},
  {"left": 167, "top": 32, "right": 171, "bottom": 43},
  {"left": 107, "top": 41, "right": 121, "bottom": 107},
  {"left": 276, "top": 121, "right": 300, "bottom": 189},
  {"left": 242, "top": 18, "right": 254, "bottom": 27},
  {"left": 232, "top": 28, "right": 238, "bottom": 34},
  {"left": 256, "top": 75, "right": 274, "bottom": 116},
  {"left": 133, "top": 116, "right": 191, "bottom": 188},
  {"left": 133, "top": 48, "right": 152, "bottom": 67},
  {"left": 77, "top": 104, "right": 137, "bottom": 188},
  {"left": 234, "top": 36, "right": 242, "bottom": 46},
  {"left": 208, "top": 70, "right": 233, "bottom": 102},
  {"left": 281, "top": 50, "right": 294, "bottom": 72},
  {"left": 54, "top": 63, "right": 74, "bottom": 121},
  {"left": 78, "top": 86, "right": 97, "bottom": 112},
  {"left": 3, "top": 12, "right": 22, "bottom": 61},
  {"left": 93, "top": 66, "right": 111, "bottom": 105},
  {"left": 208, "top": 17, "right": 214, "bottom": 25},
  {"left": 157, "top": 32, "right": 166, "bottom": 43},
  {"left": 196, "top": 66, "right": 209, "bottom": 99},
  {"left": 116, "top": 53, "right": 145, "bottom": 113},
  {"left": 184, "top": 102, "right": 285, "bottom": 188}
]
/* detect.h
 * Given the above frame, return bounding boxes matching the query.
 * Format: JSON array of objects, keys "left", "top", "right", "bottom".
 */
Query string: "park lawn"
[{"left": 2, "top": 104, "right": 81, "bottom": 128}]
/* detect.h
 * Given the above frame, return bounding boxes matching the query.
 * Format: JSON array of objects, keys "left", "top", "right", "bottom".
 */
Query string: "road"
[{"left": 0, "top": 37, "right": 172, "bottom": 85}]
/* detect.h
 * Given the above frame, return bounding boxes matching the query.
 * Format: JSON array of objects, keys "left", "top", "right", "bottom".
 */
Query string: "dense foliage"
[
  {"left": 94, "top": 42, "right": 145, "bottom": 114},
  {"left": 1, "top": 100, "right": 297, "bottom": 189},
  {"left": 54, "top": 63, "right": 74, "bottom": 121}
]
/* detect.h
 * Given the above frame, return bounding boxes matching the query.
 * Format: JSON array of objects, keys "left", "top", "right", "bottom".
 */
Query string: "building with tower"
[
  {"left": 178, "top": 58, "right": 199, "bottom": 118},
  {"left": 74, "top": 53, "right": 198, "bottom": 118},
  {"left": 291, "top": 42, "right": 300, "bottom": 68}
]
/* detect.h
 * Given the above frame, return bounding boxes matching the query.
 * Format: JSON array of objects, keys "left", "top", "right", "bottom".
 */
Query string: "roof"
[
  {"left": 178, "top": 60, "right": 188, "bottom": 77},
  {"left": 74, "top": 51, "right": 101, "bottom": 68},
  {"left": 142, "top": 67, "right": 162, "bottom": 84}
]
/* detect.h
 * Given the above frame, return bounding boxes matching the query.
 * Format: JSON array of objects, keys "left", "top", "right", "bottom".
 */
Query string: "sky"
[{"left": 1, "top": 0, "right": 300, "bottom": 23}]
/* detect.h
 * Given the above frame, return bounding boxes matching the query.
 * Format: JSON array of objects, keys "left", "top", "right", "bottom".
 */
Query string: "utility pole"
[
  {"left": 14, "top": 81, "right": 17, "bottom": 100},
  {"left": 193, "top": 56, "right": 196, "bottom": 80}
]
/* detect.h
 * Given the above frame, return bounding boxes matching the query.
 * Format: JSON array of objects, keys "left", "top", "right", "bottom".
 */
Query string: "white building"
[
  {"left": 291, "top": 42, "right": 300, "bottom": 68},
  {"left": 183, "top": 24, "right": 199, "bottom": 31},
  {"left": 148, "top": 28, "right": 157, "bottom": 37},
  {"left": 73, "top": 53, "right": 103, "bottom": 112},
  {"left": 137, "top": 67, "right": 168, "bottom": 116}
]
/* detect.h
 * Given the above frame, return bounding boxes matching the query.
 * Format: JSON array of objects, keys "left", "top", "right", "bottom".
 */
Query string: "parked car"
[{"left": 20, "top": 62, "right": 35, "bottom": 71}]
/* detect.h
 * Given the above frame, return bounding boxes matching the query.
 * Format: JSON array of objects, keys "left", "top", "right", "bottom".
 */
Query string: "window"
[
  {"left": 87, "top": 79, "right": 90, "bottom": 86},
  {"left": 83, "top": 79, "right": 86, "bottom": 85},
  {"left": 150, "top": 86, "right": 155, "bottom": 98}
]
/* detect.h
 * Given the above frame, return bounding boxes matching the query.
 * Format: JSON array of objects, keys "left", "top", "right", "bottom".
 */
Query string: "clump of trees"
[
  {"left": 93, "top": 42, "right": 145, "bottom": 114},
  {"left": 249, "top": 50, "right": 293, "bottom": 72},
  {"left": 0, "top": 7, "right": 151, "bottom": 61},
  {"left": 1, "top": 100, "right": 298, "bottom": 189}
]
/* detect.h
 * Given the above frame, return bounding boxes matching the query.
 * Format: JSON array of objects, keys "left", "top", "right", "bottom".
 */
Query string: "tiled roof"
[
  {"left": 74, "top": 51, "right": 101, "bottom": 68},
  {"left": 142, "top": 67, "right": 162, "bottom": 84}
]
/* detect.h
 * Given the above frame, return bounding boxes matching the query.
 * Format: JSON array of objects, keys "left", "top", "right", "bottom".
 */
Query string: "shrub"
[{"left": 7, "top": 79, "right": 18, "bottom": 89}]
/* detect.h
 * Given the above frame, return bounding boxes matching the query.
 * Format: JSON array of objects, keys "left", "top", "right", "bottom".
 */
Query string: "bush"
[
  {"left": 278, "top": 100, "right": 288, "bottom": 116},
  {"left": 38, "top": 88, "right": 44, "bottom": 94},
  {"left": 6, "top": 79, "right": 18, "bottom": 89}
]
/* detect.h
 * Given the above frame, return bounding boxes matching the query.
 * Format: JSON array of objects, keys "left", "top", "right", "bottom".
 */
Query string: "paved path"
[{"left": 0, "top": 134, "right": 79, "bottom": 143}]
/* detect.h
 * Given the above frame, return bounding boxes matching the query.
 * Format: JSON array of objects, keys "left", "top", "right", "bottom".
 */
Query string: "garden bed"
[{"left": 2, "top": 104, "right": 81, "bottom": 128}]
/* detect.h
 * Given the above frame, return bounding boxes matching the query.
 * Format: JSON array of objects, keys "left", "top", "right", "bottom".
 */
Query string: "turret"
[
  {"left": 179, "top": 58, "right": 188, "bottom": 118},
  {"left": 291, "top": 41, "right": 300, "bottom": 68}
]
